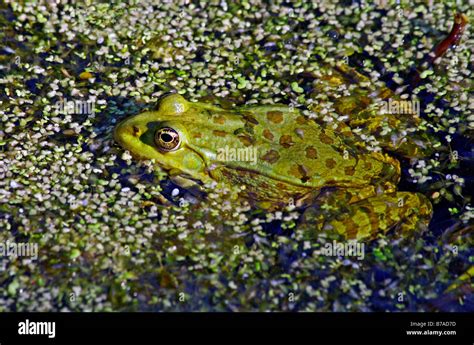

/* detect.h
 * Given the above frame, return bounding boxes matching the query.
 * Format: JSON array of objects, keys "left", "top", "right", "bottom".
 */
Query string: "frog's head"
[{"left": 114, "top": 94, "right": 213, "bottom": 181}]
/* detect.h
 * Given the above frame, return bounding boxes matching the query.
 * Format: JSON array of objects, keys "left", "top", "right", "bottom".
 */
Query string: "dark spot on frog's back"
[
  {"left": 262, "top": 150, "right": 280, "bottom": 164},
  {"left": 305, "top": 146, "right": 318, "bottom": 159},
  {"left": 325, "top": 158, "right": 337, "bottom": 169},
  {"left": 238, "top": 135, "right": 254, "bottom": 147},
  {"left": 213, "top": 115, "right": 226, "bottom": 124},
  {"left": 242, "top": 112, "right": 259, "bottom": 125},
  {"left": 296, "top": 116, "right": 308, "bottom": 125},
  {"left": 267, "top": 111, "right": 284, "bottom": 124},
  {"left": 279, "top": 135, "right": 295, "bottom": 148},
  {"left": 319, "top": 131, "right": 334, "bottom": 145},
  {"left": 263, "top": 129, "right": 274, "bottom": 141},
  {"left": 344, "top": 166, "right": 355, "bottom": 176},
  {"left": 213, "top": 130, "right": 227, "bottom": 137}
]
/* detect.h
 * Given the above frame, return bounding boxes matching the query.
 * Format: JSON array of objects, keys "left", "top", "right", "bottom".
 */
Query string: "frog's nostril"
[{"left": 132, "top": 125, "right": 140, "bottom": 136}]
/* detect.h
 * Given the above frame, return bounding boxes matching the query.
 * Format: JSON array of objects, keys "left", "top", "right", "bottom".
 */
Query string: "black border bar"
[{"left": 0, "top": 312, "right": 472, "bottom": 345}]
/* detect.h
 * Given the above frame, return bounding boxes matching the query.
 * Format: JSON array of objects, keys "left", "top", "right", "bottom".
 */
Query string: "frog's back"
[{"left": 234, "top": 105, "right": 396, "bottom": 189}]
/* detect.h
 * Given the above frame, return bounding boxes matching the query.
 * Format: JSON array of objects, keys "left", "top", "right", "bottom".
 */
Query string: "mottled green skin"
[{"left": 115, "top": 90, "right": 432, "bottom": 240}]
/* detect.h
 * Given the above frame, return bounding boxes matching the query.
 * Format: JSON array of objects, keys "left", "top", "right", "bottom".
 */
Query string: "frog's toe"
[{"left": 323, "top": 192, "right": 432, "bottom": 241}]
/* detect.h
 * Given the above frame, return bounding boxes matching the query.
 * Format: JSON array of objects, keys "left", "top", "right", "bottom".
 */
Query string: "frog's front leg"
[{"left": 321, "top": 191, "right": 432, "bottom": 241}]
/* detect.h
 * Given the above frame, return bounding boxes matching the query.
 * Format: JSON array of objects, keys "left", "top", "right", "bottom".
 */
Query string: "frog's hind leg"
[
  {"left": 349, "top": 104, "right": 435, "bottom": 158},
  {"left": 322, "top": 192, "right": 432, "bottom": 241},
  {"left": 313, "top": 64, "right": 433, "bottom": 158}
]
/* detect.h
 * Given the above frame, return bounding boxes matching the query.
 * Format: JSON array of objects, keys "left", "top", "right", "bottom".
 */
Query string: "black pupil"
[{"left": 161, "top": 133, "right": 173, "bottom": 143}]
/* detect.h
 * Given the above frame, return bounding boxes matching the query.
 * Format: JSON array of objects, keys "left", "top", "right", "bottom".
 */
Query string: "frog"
[
  {"left": 114, "top": 92, "right": 432, "bottom": 241},
  {"left": 114, "top": 13, "right": 468, "bottom": 241}
]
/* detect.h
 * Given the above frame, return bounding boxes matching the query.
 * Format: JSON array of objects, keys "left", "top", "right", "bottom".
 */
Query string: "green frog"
[
  {"left": 114, "top": 88, "right": 432, "bottom": 240},
  {"left": 115, "top": 13, "right": 469, "bottom": 241}
]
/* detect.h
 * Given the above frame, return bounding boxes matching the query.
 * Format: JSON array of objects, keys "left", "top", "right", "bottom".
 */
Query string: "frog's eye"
[{"left": 155, "top": 127, "right": 181, "bottom": 152}]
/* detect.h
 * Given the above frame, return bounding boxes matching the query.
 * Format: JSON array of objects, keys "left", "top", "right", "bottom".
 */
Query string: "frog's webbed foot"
[{"left": 320, "top": 192, "right": 432, "bottom": 241}]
